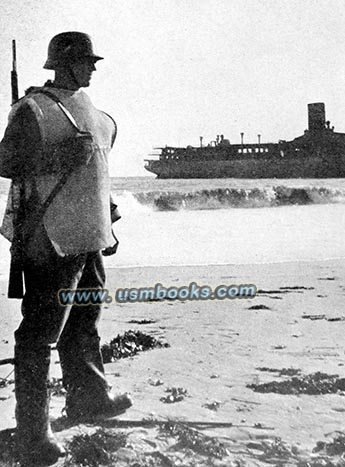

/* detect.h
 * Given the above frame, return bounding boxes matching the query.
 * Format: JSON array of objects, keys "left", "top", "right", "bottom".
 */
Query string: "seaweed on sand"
[
  {"left": 160, "top": 387, "right": 189, "bottom": 404},
  {"left": 63, "top": 428, "right": 127, "bottom": 467},
  {"left": 159, "top": 420, "right": 229, "bottom": 459},
  {"left": 247, "top": 437, "right": 299, "bottom": 462},
  {"left": 0, "top": 379, "right": 14, "bottom": 389},
  {"left": 48, "top": 377, "right": 66, "bottom": 396},
  {"left": 297, "top": 433, "right": 345, "bottom": 467},
  {"left": 313, "top": 434, "right": 345, "bottom": 456},
  {"left": 248, "top": 372, "right": 345, "bottom": 395},
  {"left": 101, "top": 330, "right": 169, "bottom": 363},
  {"left": 256, "top": 367, "right": 301, "bottom": 377},
  {"left": 127, "top": 319, "right": 157, "bottom": 325}
]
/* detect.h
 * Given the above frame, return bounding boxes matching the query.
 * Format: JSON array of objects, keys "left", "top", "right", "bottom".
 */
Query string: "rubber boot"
[
  {"left": 58, "top": 333, "right": 132, "bottom": 422},
  {"left": 14, "top": 344, "right": 66, "bottom": 466}
]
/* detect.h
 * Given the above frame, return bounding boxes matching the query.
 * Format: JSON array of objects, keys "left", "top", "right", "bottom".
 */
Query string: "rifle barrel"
[
  {"left": 11, "top": 39, "right": 18, "bottom": 104},
  {"left": 12, "top": 39, "right": 17, "bottom": 71}
]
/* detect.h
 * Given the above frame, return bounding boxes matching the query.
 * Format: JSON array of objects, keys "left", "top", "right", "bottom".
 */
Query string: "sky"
[{"left": 0, "top": 0, "right": 345, "bottom": 176}]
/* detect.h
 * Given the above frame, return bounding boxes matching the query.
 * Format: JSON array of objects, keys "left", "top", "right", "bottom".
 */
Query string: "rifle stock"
[{"left": 8, "top": 241, "right": 24, "bottom": 298}]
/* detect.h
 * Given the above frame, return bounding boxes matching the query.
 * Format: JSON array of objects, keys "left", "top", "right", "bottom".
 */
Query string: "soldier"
[{"left": 0, "top": 32, "right": 132, "bottom": 465}]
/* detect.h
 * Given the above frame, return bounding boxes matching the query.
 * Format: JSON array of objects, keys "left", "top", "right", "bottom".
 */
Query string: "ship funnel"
[{"left": 308, "top": 103, "right": 325, "bottom": 133}]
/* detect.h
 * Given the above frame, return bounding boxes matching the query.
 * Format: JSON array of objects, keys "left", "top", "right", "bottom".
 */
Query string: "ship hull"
[{"left": 145, "top": 154, "right": 345, "bottom": 179}]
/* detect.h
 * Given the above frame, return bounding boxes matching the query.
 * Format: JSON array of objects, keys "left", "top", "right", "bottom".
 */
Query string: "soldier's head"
[{"left": 44, "top": 32, "right": 103, "bottom": 89}]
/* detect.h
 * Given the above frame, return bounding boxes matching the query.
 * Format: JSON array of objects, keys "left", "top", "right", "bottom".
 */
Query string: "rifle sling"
[{"left": 33, "top": 89, "right": 87, "bottom": 133}]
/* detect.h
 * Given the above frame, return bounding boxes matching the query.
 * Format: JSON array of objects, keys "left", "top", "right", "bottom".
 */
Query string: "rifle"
[
  {"left": 11, "top": 40, "right": 18, "bottom": 104},
  {"left": 7, "top": 39, "right": 24, "bottom": 298}
]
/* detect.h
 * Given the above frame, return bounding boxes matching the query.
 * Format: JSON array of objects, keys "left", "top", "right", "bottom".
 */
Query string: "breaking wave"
[{"left": 131, "top": 186, "right": 345, "bottom": 211}]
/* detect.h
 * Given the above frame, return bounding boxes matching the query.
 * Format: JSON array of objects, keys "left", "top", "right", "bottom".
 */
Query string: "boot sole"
[{"left": 67, "top": 399, "right": 132, "bottom": 423}]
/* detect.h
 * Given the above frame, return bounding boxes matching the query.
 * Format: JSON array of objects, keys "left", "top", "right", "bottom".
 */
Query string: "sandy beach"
[{"left": 1, "top": 258, "right": 345, "bottom": 465}]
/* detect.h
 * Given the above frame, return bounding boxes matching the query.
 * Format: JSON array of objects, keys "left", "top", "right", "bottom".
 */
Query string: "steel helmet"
[{"left": 43, "top": 32, "right": 103, "bottom": 70}]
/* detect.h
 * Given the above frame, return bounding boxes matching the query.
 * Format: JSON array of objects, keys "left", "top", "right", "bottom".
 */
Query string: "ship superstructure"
[{"left": 144, "top": 103, "right": 345, "bottom": 178}]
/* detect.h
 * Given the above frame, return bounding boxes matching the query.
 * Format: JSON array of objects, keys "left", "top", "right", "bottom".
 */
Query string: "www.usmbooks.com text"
[{"left": 58, "top": 282, "right": 257, "bottom": 306}]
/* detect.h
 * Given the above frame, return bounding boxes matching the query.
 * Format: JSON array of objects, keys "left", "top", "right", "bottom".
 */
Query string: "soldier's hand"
[
  {"left": 54, "top": 132, "right": 95, "bottom": 170},
  {"left": 102, "top": 234, "right": 119, "bottom": 256}
]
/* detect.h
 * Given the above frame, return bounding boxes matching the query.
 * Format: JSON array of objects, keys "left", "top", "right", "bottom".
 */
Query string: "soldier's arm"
[
  {"left": 104, "top": 113, "right": 119, "bottom": 221},
  {"left": 0, "top": 101, "right": 42, "bottom": 179},
  {"left": 101, "top": 111, "right": 117, "bottom": 148},
  {"left": 0, "top": 98, "right": 90, "bottom": 178}
]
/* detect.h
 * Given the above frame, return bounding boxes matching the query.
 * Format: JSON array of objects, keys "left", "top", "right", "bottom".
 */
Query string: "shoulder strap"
[
  {"left": 37, "top": 171, "right": 71, "bottom": 215},
  {"left": 32, "top": 88, "right": 86, "bottom": 134}
]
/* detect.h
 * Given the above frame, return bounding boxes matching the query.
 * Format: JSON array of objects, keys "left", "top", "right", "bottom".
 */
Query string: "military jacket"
[{"left": 0, "top": 86, "right": 116, "bottom": 255}]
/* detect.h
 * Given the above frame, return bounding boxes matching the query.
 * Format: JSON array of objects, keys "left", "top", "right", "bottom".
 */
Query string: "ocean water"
[{"left": 0, "top": 176, "right": 345, "bottom": 276}]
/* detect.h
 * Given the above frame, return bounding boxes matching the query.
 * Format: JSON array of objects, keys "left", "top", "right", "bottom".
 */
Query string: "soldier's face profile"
[{"left": 71, "top": 58, "right": 97, "bottom": 88}]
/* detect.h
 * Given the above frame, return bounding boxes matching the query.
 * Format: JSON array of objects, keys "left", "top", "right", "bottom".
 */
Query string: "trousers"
[{"left": 15, "top": 223, "right": 109, "bottom": 413}]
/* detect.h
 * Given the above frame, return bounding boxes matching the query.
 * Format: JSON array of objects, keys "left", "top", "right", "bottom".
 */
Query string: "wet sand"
[{"left": 1, "top": 259, "right": 345, "bottom": 465}]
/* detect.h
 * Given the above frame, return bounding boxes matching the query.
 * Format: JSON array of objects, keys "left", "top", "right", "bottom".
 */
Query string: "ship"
[{"left": 144, "top": 103, "right": 345, "bottom": 178}]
